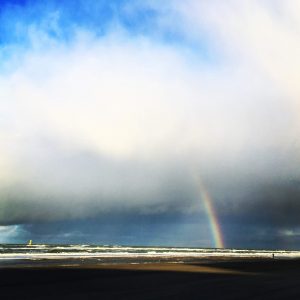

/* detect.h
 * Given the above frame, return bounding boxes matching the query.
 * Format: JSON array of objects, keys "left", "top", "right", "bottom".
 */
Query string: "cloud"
[
  {"left": 0, "top": 0, "right": 300, "bottom": 242},
  {"left": 0, "top": 225, "right": 21, "bottom": 243}
]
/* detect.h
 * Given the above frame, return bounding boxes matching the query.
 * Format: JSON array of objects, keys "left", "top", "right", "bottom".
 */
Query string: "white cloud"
[{"left": 0, "top": 1, "right": 300, "bottom": 223}]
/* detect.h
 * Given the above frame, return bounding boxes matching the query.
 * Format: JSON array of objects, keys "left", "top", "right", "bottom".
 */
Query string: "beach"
[{"left": 1, "top": 257, "right": 300, "bottom": 299}]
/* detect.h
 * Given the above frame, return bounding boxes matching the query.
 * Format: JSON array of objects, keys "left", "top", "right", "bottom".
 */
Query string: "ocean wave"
[{"left": 1, "top": 244, "right": 300, "bottom": 261}]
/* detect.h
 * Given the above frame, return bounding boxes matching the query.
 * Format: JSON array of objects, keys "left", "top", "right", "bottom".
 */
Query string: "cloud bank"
[{"left": 0, "top": 1, "right": 300, "bottom": 246}]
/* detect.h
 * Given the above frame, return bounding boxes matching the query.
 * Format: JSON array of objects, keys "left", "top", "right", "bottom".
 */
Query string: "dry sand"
[{"left": 1, "top": 258, "right": 300, "bottom": 299}]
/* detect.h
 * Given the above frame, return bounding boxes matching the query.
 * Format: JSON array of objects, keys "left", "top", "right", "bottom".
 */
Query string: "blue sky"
[
  {"left": 0, "top": 0, "right": 300, "bottom": 249},
  {"left": 0, "top": 0, "right": 215, "bottom": 66},
  {"left": 0, "top": 0, "right": 141, "bottom": 41}
]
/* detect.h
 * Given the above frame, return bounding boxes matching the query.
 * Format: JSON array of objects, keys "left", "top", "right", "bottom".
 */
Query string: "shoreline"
[{"left": 0, "top": 254, "right": 280, "bottom": 268}]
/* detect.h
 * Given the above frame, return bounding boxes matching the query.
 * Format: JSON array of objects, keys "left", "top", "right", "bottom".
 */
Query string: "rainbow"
[{"left": 197, "top": 179, "right": 225, "bottom": 248}]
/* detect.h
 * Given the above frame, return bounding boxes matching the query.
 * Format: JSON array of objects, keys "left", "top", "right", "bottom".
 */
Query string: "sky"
[{"left": 0, "top": 0, "right": 300, "bottom": 249}]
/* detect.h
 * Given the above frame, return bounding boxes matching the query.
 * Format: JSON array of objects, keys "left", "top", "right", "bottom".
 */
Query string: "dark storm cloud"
[
  {"left": 13, "top": 213, "right": 213, "bottom": 247},
  {"left": 227, "top": 180, "right": 300, "bottom": 227},
  {"left": 0, "top": 142, "right": 200, "bottom": 224}
]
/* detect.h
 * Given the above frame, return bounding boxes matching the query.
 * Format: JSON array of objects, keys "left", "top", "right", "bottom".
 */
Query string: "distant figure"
[
  {"left": 272, "top": 253, "right": 275, "bottom": 259},
  {"left": 27, "top": 240, "right": 33, "bottom": 246}
]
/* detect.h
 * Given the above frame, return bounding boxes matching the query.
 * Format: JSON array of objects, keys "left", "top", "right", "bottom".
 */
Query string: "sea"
[{"left": 1, "top": 244, "right": 300, "bottom": 266}]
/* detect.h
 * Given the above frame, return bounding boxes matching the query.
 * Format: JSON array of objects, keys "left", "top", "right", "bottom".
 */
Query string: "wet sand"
[{"left": 1, "top": 258, "right": 300, "bottom": 299}]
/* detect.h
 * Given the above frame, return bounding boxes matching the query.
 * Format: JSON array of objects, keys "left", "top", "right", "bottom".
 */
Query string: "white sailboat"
[{"left": 27, "top": 240, "right": 33, "bottom": 246}]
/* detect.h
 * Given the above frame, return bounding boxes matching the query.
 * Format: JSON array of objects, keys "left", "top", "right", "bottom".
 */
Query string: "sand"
[{"left": 1, "top": 258, "right": 300, "bottom": 299}]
